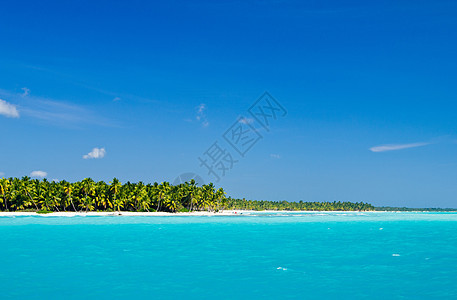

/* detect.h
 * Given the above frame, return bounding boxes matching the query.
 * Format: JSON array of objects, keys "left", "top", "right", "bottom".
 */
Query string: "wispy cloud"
[
  {"left": 270, "top": 154, "right": 281, "bottom": 159},
  {"left": 196, "top": 103, "right": 209, "bottom": 127},
  {"left": 0, "top": 99, "right": 20, "bottom": 118},
  {"left": 83, "top": 147, "right": 106, "bottom": 159},
  {"left": 113, "top": 97, "right": 121, "bottom": 102},
  {"left": 20, "top": 64, "right": 159, "bottom": 105},
  {"left": 0, "top": 172, "right": 5, "bottom": 177},
  {"left": 239, "top": 117, "right": 254, "bottom": 125},
  {"left": 21, "top": 87, "right": 30, "bottom": 97},
  {"left": 370, "top": 142, "right": 430, "bottom": 153},
  {"left": 0, "top": 89, "right": 115, "bottom": 127},
  {"left": 30, "top": 170, "right": 47, "bottom": 178}
]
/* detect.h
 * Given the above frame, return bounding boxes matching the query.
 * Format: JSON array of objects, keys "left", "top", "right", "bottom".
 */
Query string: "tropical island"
[{"left": 0, "top": 177, "right": 375, "bottom": 213}]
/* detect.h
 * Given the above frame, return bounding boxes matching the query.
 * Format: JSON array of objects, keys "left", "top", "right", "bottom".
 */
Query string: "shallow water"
[{"left": 1, "top": 212, "right": 456, "bottom": 299}]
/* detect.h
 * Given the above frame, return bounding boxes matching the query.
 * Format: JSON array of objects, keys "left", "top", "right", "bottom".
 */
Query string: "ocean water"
[{"left": 1, "top": 212, "right": 457, "bottom": 299}]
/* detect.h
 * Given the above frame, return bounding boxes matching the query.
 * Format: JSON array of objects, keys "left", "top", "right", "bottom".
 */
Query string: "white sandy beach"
[
  {"left": 0, "top": 211, "right": 236, "bottom": 217},
  {"left": 0, "top": 210, "right": 376, "bottom": 217},
  {"left": 0, "top": 210, "right": 268, "bottom": 217}
]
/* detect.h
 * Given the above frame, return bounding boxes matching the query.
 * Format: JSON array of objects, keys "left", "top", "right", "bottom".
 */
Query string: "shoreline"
[
  {"left": 0, "top": 210, "right": 441, "bottom": 217},
  {"left": 0, "top": 211, "right": 237, "bottom": 217}
]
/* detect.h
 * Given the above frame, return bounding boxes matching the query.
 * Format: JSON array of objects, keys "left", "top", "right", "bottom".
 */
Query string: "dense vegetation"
[
  {"left": 0, "top": 177, "right": 374, "bottom": 212},
  {"left": 225, "top": 198, "right": 374, "bottom": 211},
  {"left": 375, "top": 207, "right": 457, "bottom": 212},
  {"left": 0, "top": 177, "right": 224, "bottom": 213}
]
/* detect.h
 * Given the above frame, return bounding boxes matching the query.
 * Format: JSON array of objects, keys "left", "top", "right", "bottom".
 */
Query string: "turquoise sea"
[{"left": 1, "top": 212, "right": 457, "bottom": 299}]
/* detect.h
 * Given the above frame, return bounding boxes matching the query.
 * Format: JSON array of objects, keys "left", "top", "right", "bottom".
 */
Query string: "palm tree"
[
  {"left": 80, "top": 178, "right": 96, "bottom": 212},
  {"left": 0, "top": 178, "right": 11, "bottom": 211},
  {"left": 63, "top": 181, "right": 78, "bottom": 212},
  {"left": 147, "top": 182, "right": 160, "bottom": 211},
  {"left": 164, "top": 185, "right": 182, "bottom": 212},
  {"left": 157, "top": 182, "right": 171, "bottom": 212},
  {"left": 20, "top": 176, "right": 39, "bottom": 210},
  {"left": 134, "top": 182, "right": 149, "bottom": 212},
  {"left": 109, "top": 178, "right": 122, "bottom": 212},
  {"left": 215, "top": 187, "right": 226, "bottom": 211},
  {"left": 200, "top": 183, "right": 215, "bottom": 212},
  {"left": 95, "top": 181, "right": 110, "bottom": 211},
  {"left": 188, "top": 179, "right": 198, "bottom": 212}
]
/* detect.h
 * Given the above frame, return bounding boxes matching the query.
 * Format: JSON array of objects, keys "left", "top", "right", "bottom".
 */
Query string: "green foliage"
[
  {"left": 375, "top": 207, "right": 457, "bottom": 212},
  {"left": 0, "top": 177, "right": 227, "bottom": 213},
  {"left": 224, "top": 198, "right": 374, "bottom": 211},
  {"left": 0, "top": 177, "right": 375, "bottom": 213},
  {"left": 36, "top": 209, "right": 53, "bottom": 214}
]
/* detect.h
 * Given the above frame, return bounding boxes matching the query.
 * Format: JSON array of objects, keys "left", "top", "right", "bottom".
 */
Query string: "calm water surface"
[{"left": 1, "top": 212, "right": 456, "bottom": 299}]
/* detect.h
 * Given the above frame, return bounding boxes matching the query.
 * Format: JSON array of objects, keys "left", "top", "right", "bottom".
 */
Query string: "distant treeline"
[
  {"left": 0, "top": 177, "right": 374, "bottom": 213},
  {"left": 375, "top": 207, "right": 457, "bottom": 212},
  {"left": 226, "top": 198, "right": 375, "bottom": 211}
]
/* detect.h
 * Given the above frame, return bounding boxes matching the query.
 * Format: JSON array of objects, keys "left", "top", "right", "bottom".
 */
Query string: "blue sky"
[{"left": 1, "top": 0, "right": 456, "bottom": 207}]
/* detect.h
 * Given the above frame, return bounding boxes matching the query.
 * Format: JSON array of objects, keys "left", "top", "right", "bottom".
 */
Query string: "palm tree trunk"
[
  {"left": 68, "top": 195, "right": 77, "bottom": 212},
  {"left": 25, "top": 191, "right": 39, "bottom": 210},
  {"left": 84, "top": 192, "right": 88, "bottom": 212}
]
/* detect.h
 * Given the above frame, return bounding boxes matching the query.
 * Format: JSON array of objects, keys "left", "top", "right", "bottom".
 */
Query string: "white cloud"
[
  {"left": 21, "top": 87, "right": 30, "bottom": 97},
  {"left": 30, "top": 170, "right": 47, "bottom": 178},
  {"left": 0, "top": 172, "right": 5, "bottom": 177},
  {"left": 370, "top": 142, "right": 430, "bottom": 153},
  {"left": 83, "top": 147, "right": 106, "bottom": 159},
  {"left": 270, "top": 154, "right": 281, "bottom": 159},
  {"left": 113, "top": 97, "right": 121, "bottom": 102},
  {"left": 197, "top": 103, "right": 206, "bottom": 114},
  {"left": 196, "top": 104, "right": 209, "bottom": 127},
  {"left": 239, "top": 117, "right": 254, "bottom": 125},
  {"left": 0, "top": 99, "right": 20, "bottom": 118}
]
